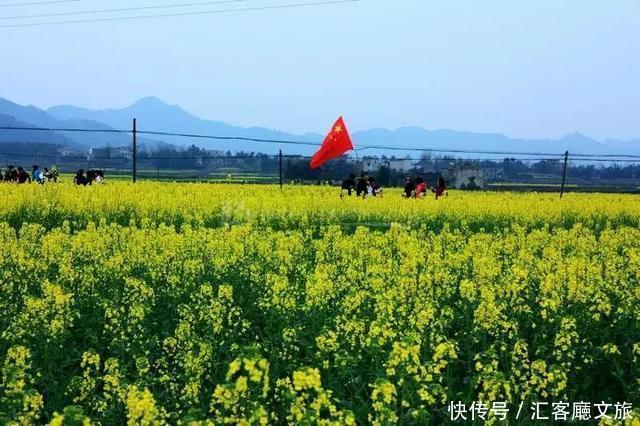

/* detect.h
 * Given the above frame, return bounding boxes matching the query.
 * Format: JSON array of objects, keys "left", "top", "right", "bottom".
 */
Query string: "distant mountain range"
[
  {"left": 0, "top": 97, "right": 160, "bottom": 151},
  {"left": 1, "top": 95, "right": 639, "bottom": 158}
]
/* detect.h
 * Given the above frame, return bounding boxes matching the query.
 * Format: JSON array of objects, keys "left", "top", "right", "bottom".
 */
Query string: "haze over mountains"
[
  {"left": 47, "top": 96, "right": 323, "bottom": 154},
  {"left": 1, "top": 96, "right": 639, "bottom": 158}
]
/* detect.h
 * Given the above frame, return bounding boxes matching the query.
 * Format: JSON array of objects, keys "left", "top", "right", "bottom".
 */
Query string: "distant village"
[
  {"left": 1, "top": 141, "right": 639, "bottom": 191},
  {"left": 88, "top": 145, "right": 497, "bottom": 188},
  {"left": 357, "top": 156, "right": 498, "bottom": 189}
]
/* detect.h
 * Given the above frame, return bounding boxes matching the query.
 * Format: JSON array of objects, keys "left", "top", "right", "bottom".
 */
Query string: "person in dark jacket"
[
  {"left": 356, "top": 172, "right": 368, "bottom": 197},
  {"left": 16, "top": 167, "right": 30, "bottom": 184},
  {"left": 74, "top": 169, "right": 88, "bottom": 186},
  {"left": 87, "top": 169, "right": 105, "bottom": 184},
  {"left": 3, "top": 165, "right": 16, "bottom": 182},
  {"left": 369, "top": 177, "right": 382, "bottom": 197},
  {"left": 402, "top": 176, "right": 415, "bottom": 198},
  {"left": 341, "top": 173, "right": 356, "bottom": 196}
]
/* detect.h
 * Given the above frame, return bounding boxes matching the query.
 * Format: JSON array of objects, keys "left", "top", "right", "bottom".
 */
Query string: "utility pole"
[
  {"left": 132, "top": 118, "right": 137, "bottom": 183},
  {"left": 560, "top": 150, "right": 569, "bottom": 198},
  {"left": 279, "top": 149, "right": 283, "bottom": 189}
]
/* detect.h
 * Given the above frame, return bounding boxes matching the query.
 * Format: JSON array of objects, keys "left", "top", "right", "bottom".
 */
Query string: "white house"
[
  {"left": 444, "top": 163, "right": 485, "bottom": 189},
  {"left": 360, "top": 158, "right": 384, "bottom": 172},
  {"left": 387, "top": 158, "right": 416, "bottom": 172}
]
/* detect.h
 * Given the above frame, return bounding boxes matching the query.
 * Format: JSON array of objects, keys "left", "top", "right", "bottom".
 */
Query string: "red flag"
[{"left": 309, "top": 116, "right": 354, "bottom": 169}]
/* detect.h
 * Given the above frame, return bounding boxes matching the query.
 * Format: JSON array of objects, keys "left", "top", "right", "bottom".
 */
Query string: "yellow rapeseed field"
[
  {"left": 1, "top": 182, "right": 640, "bottom": 231},
  {"left": 0, "top": 182, "right": 639, "bottom": 424}
]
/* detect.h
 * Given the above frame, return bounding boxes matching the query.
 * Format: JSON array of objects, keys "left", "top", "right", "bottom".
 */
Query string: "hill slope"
[
  {"left": 48, "top": 97, "right": 640, "bottom": 157},
  {"left": 0, "top": 97, "right": 161, "bottom": 150}
]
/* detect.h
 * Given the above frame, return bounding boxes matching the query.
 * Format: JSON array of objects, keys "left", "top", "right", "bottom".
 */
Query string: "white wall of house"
[
  {"left": 447, "top": 167, "right": 485, "bottom": 188},
  {"left": 388, "top": 159, "right": 416, "bottom": 171}
]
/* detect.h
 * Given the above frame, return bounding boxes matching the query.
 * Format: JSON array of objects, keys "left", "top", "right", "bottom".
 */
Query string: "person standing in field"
[
  {"left": 4, "top": 165, "right": 18, "bottom": 182},
  {"left": 3, "top": 165, "right": 17, "bottom": 182},
  {"left": 415, "top": 177, "right": 427, "bottom": 198},
  {"left": 16, "top": 167, "right": 30, "bottom": 184},
  {"left": 341, "top": 173, "right": 356, "bottom": 196},
  {"left": 356, "top": 172, "right": 368, "bottom": 197},
  {"left": 32, "top": 165, "right": 45, "bottom": 184},
  {"left": 402, "top": 176, "right": 415, "bottom": 198},
  {"left": 369, "top": 177, "right": 382, "bottom": 197},
  {"left": 49, "top": 166, "right": 59, "bottom": 182},
  {"left": 43, "top": 167, "right": 58, "bottom": 183},
  {"left": 433, "top": 177, "right": 448, "bottom": 199},
  {"left": 92, "top": 170, "right": 105, "bottom": 184},
  {"left": 74, "top": 169, "right": 88, "bottom": 186},
  {"left": 87, "top": 169, "right": 105, "bottom": 184}
]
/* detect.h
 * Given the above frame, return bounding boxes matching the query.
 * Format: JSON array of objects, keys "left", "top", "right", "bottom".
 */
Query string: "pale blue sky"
[{"left": 2, "top": 0, "right": 639, "bottom": 140}]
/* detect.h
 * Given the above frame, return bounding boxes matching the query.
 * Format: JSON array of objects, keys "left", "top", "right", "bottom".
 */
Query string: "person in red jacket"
[
  {"left": 415, "top": 177, "right": 427, "bottom": 198},
  {"left": 433, "top": 177, "right": 447, "bottom": 199}
]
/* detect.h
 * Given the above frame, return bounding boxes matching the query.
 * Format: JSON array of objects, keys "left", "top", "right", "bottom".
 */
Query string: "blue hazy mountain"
[
  {"left": 0, "top": 97, "right": 161, "bottom": 150},
  {"left": 602, "top": 137, "right": 640, "bottom": 154},
  {"left": 0, "top": 113, "right": 79, "bottom": 148},
  {"left": 2, "top": 95, "right": 639, "bottom": 157},
  {"left": 352, "top": 128, "right": 618, "bottom": 158},
  {"left": 48, "top": 97, "right": 323, "bottom": 155},
  {"left": 47, "top": 96, "right": 640, "bottom": 157}
]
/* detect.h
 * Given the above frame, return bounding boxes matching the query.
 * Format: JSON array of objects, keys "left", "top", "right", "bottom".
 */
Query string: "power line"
[
  {"left": 0, "top": 0, "right": 246, "bottom": 20},
  {"left": 0, "top": 126, "right": 130, "bottom": 134},
  {"left": 119, "top": 130, "right": 574, "bottom": 158},
  {"left": 0, "top": 0, "right": 79, "bottom": 7},
  {"left": 0, "top": 152, "right": 302, "bottom": 161},
  {"left": 570, "top": 153, "right": 640, "bottom": 159},
  {"left": 138, "top": 129, "right": 322, "bottom": 147},
  {"left": 3, "top": 125, "right": 640, "bottom": 161},
  {"left": 356, "top": 155, "right": 563, "bottom": 162},
  {"left": 4, "top": 150, "right": 640, "bottom": 164},
  {"left": 0, "top": 152, "right": 87, "bottom": 160},
  {"left": 356, "top": 145, "right": 566, "bottom": 157},
  {"left": 567, "top": 158, "right": 640, "bottom": 164},
  {"left": 0, "top": 152, "right": 262, "bottom": 160},
  {"left": 0, "top": 0, "right": 359, "bottom": 28},
  {"left": 140, "top": 154, "right": 312, "bottom": 160},
  {"left": 356, "top": 144, "right": 640, "bottom": 159},
  {"left": 0, "top": 124, "right": 324, "bottom": 148}
]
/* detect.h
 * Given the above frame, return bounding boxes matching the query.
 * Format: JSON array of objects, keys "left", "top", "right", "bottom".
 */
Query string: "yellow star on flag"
[{"left": 334, "top": 124, "right": 343, "bottom": 134}]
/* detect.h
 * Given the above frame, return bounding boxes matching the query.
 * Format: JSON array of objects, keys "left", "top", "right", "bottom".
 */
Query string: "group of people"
[
  {"left": 341, "top": 172, "right": 383, "bottom": 198},
  {"left": 341, "top": 172, "right": 448, "bottom": 199},
  {"left": 2, "top": 165, "right": 59, "bottom": 184},
  {"left": 1, "top": 165, "right": 106, "bottom": 186},
  {"left": 73, "top": 169, "right": 105, "bottom": 186},
  {"left": 403, "top": 176, "right": 447, "bottom": 199}
]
